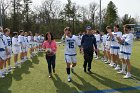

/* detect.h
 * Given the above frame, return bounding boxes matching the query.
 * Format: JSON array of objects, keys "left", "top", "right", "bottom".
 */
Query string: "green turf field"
[{"left": 0, "top": 41, "right": 140, "bottom": 93}]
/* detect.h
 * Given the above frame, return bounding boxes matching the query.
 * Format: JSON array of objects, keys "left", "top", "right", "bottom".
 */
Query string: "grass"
[{"left": 0, "top": 41, "right": 140, "bottom": 93}]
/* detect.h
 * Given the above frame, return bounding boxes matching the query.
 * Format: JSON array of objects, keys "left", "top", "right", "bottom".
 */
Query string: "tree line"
[{"left": 0, "top": 0, "right": 136, "bottom": 38}]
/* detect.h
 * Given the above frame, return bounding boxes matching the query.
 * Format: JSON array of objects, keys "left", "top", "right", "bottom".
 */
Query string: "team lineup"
[{"left": 0, "top": 24, "right": 134, "bottom": 83}]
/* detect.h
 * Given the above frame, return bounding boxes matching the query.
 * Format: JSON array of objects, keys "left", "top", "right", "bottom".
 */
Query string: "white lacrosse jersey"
[
  {"left": 111, "top": 31, "right": 122, "bottom": 47},
  {"left": 24, "top": 36, "right": 29, "bottom": 45},
  {"left": 18, "top": 35, "right": 25, "bottom": 45},
  {"left": 12, "top": 36, "right": 20, "bottom": 49},
  {"left": 6, "top": 36, "right": 12, "bottom": 50},
  {"left": 123, "top": 33, "right": 134, "bottom": 54},
  {"left": 102, "top": 35, "right": 107, "bottom": 45},
  {"left": 106, "top": 33, "right": 111, "bottom": 46},
  {"left": 62, "top": 35, "right": 79, "bottom": 55},
  {"left": 34, "top": 36, "right": 38, "bottom": 42},
  {"left": 0, "top": 32, "right": 6, "bottom": 49},
  {"left": 95, "top": 34, "right": 101, "bottom": 42}
]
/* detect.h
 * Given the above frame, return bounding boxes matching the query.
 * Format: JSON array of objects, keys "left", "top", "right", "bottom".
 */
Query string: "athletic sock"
[
  {"left": 122, "top": 64, "right": 126, "bottom": 71},
  {"left": 66, "top": 68, "right": 70, "bottom": 75}
]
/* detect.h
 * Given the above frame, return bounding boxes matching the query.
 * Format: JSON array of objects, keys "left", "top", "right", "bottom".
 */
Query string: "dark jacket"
[{"left": 81, "top": 34, "right": 97, "bottom": 52}]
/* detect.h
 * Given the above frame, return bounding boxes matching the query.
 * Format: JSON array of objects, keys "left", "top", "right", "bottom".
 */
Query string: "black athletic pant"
[
  {"left": 83, "top": 50, "right": 93, "bottom": 71},
  {"left": 46, "top": 54, "right": 56, "bottom": 74}
]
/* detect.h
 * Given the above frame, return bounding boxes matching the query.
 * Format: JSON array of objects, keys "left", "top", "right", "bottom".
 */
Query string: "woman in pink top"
[{"left": 43, "top": 32, "right": 57, "bottom": 78}]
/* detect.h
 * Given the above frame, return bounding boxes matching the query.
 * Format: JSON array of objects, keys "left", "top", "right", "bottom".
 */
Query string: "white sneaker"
[
  {"left": 0, "top": 71, "right": 5, "bottom": 78},
  {"left": 8, "top": 66, "right": 12, "bottom": 72},
  {"left": 68, "top": 76, "right": 71, "bottom": 82},
  {"left": 95, "top": 57, "right": 99, "bottom": 60},
  {"left": 123, "top": 73, "right": 131, "bottom": 79},
  {"left": 109, "top": 62, "right": 112, "bottom": 66},
  {"left": 3, "top": 69, "right": 8, "bottom": 75},
  {"left": 104, "top": 59, "right": 107, "bottom": 62},
  {"left": 15, "top": 62, "right": 20, "bottom": 67},
  {"left": 117, "top": 70, "right": 126, "bottom": 75},
  {"left": 110, "top": 63, "right": 116, "bottom": 68},
  {"left": 115, "top": 66, "right": 121, "bottom": 71},
  {"left": 105, "top": 61, "right": 109, "bottom": 64}
]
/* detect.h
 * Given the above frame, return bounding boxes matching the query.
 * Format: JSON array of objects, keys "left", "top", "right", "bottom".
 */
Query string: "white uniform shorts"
[
  {"left": 119, "top": 52, "right": 131, "bottom": 60},
  {"left": 96, "top": 42, "right": 100, "bottom": 49},
  {"left": 0, "top": 51, "right": 7, "bottom": 60},
  {"left": 20, "top": 46, "right": 25, "bottom": 53},
  {"left": 65, "top": 55, "right": 77, "bottom": 63},
  {"left": 110, "top": 48, "right": 120, "bottom": 55},
  {"left": 13, "top": 47, "right": 20, "bottom": 55},
  {"left": 123, "top": 54, "right": 131, "bottom": 60}
]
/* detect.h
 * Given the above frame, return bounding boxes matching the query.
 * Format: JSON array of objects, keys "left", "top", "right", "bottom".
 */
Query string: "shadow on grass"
[
  {"left": 72, "top": 73, "right": 98, "bottom": 93},
  {"left": 32, "top": 56, "right": 39, "bottom": 64},
  {"left": 88, "top": 73, "right": 140, "bottom": 93},
  {"left": 131, "top": 66, "right": 140, "bottom": 82},
  {"left": 38, "top": 52, "right": 44, "bottom": 57},
  {"left": 52, "top": 74, "right": 78, "bottom": 93},
  {"left": 12, "top": 60, "right": 33, "bottom": 81},
  {"left": 0, "top": 73, "right": 12, "bottom": 93}
]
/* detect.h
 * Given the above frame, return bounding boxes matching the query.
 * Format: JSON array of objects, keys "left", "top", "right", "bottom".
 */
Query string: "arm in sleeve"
[
  {"left": 122, "top": 34, "right": 134, "bottom": 45},
  {"left": 81, "top": 35, "right": 85, "bottom": 48},
  {"left": 53, "top": 41, "right": 57, "bottom": 53},
  {"left": 93, "top": 37, "right": 97, "bottom": 49}
]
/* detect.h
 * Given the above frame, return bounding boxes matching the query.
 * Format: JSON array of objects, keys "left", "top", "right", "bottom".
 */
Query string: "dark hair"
[
  {"left": 41, "top": 34, "right": 44, "bottom": 36},
  {"left": 4, "top": 28, "right": 10, "bottom": 33},
  {"left": 95, "top": 30, "right": 100, "bottom": 34},
  {"left": 28, "top": 31, "right": 32, "bottom": 36},
  {"left": 19, "top": 30, "right": 24, "bottom": 34},
  {"left": 13, "top": 32, "right": 18, "bottom": 37},
  {"left": 124, "top": 25, "right": 131, "bottom": 30},
  {"left": 106, "top": 26, "right": 112, "bottom": 30},
  {"left": 45, "top": 32, "right": 54, "bottom": 40},
  {"left": 114, "top": 24, "right": 119, "bottom": 28}
]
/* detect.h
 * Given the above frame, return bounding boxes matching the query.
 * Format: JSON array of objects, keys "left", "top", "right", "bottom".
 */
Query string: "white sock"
[
  {"left": 117, "top": 65, "right": 120, "bottom": 67},
  {"left": 127, "top": 72, "right": 131, "bottom": 75},
  {"left": 122, "top": 64, "right": 126, "bottom": 72},
  {"left": 68, "top": 75, "right": 71, "bottom": 78}
]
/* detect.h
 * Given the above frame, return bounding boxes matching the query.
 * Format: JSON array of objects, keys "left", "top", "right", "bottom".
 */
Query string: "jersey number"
[
  {"left": 8, "top": 41, "right": 11, "bottom": 46},
  {"left": 69, "top": 42, "right": 74, "bottom": 48}
]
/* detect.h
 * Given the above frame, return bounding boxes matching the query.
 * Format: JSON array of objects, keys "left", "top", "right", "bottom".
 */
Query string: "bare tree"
[
  {"left": 0, "top": 0, "right": 11, "bottom": 27},
  {"left": 89, "top": 2, "right": 98, "bottom": 25}
]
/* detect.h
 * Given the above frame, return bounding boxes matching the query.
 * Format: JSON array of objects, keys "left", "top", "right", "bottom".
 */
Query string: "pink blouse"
[{"left": 43, "top": 40, "right": 57, "bottom": 53}]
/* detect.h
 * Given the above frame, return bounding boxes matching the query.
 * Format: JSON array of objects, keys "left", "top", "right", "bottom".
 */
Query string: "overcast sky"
[{"left": 32, "top": 0, "right": 140, "bottom": 20}]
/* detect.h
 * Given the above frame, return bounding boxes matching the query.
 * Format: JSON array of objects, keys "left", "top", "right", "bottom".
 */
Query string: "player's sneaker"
[
  {"left": 95, "top": 56, "right": 99, "bottom": 60},
  {"left": 68, "top": 76, "right": 71, "bottom": 82},
  {"left": 0, "top": 71, "right": 5, "bottom": 78},
  {"left": 115, "top": 66, "right": 121, "bottom": 71},
  {"left": 3, "top": 68, "right": 8, "bottom": 75},
  {"left": 117, "top": 70, "right": 126, "bottom": 75},
  {"left": 15, "top": 62, "right": 20, "bottom": 68},
  {"left": 123, "top": 73, "right": 131, "bottom": 79},
  {"left": 49, "top": 74, "right": 52, "bottom": 78},
  {"left": 105, "top": 61, "right": 110, "bottom": 64},
  {"left": 8, "top": 66, "right": 12, "bottom": 72}
]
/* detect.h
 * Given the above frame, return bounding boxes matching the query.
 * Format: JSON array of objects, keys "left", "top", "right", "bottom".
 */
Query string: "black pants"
[
  {"left": 45, "top": 54, "right": 56, "bottom": 74},
  {"left": 83, "top": 50, "right": 93, "bottom": 71}
]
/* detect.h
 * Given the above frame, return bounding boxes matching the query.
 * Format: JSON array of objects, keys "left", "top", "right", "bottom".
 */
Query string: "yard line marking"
[{"left": 77, "top": 86, "right": 140, "bottom": 93}]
